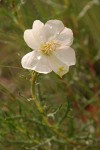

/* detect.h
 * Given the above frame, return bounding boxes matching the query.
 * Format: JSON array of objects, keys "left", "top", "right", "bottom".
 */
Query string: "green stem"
[
  {"left": 31, "top": 72, "right": 44, "bottom": 115},
  {"left": 31, "top": 72, "right": 81, "bottom": 146}
]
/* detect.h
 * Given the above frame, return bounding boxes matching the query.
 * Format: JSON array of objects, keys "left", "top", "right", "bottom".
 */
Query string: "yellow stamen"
[
  {"left": 40, "top": 41, "right": 58, "bottom": 55},
  {"left": 58, "top": 66, "right": 65, "bottom": 78}
]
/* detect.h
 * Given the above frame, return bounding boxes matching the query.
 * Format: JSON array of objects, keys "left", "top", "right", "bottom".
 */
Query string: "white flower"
[{"left": 21, "top": 20, "right": 76, "bottom": 77}]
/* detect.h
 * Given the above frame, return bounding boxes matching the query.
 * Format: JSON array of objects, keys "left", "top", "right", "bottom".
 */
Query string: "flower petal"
[
  {"left": 34, "top": 55, "right": 52, "bottom": 74},
  {"left": 32, "top": 20, "right": 49, "bottom": 44},
  {"left": 32, "top": 20, "right": 44, "bottom": 32},
  {"left": 21, "top": 51, "right": 40, "bottom": 69},
  {"left": 49, "top": 55, "right": 69, "bottom": 77},
  {"left": 45, "top": 20, "right": 64, "bottom": 37},
  {"left": 54, "top": 47, "right": 76, "bottom": 66},
  {"left": 56, "top": 27, "right": 73, "bottom": 46},
  {"left": 36, "top": 27, "right": 50, "bottom": 44},
  {"left": 21, "top": 51, "right": 52, "bottom": 74},
  {"left": 24, "top": 29, "right": 39, "bottom": 49}
]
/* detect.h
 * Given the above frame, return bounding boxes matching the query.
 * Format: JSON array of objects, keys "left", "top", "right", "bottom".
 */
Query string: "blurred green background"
[{"left": 0, "top": 0, "right": 100, "bottom": 150}]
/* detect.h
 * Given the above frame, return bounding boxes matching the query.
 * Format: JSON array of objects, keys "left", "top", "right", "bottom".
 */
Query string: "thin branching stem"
[{"left": 31, "top": 71, "right": 83, "bottom": 146}]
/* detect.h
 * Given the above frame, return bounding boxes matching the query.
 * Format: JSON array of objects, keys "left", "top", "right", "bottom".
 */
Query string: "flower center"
[{"left": 40, "top": 41, "right": 58, "bottom": 55}]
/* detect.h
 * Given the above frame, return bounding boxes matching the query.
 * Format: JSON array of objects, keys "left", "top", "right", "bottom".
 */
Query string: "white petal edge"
[
  {"left": 32, "top": 20, "right": 44, "bottom": 32},
  {"left": 21, "top": 51, "right": 52, "bottom": 74},
  {"left": 24, "top": 29, "right": 39, "bottom": 49},
  {"left": 56, "top": 27, "right": 73, "bottom": 46},
  {"left": 48, "top": 55, "right": 69, "bottom": 77},
  {"left": 21, "top": 51, "right": 40, "bottom": 69},
  {"left": 54, "top": 47, "right": 76, "bottom": 66},
  {"left": 45, "top": 20, "right": 64, "bottom": 37}
]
